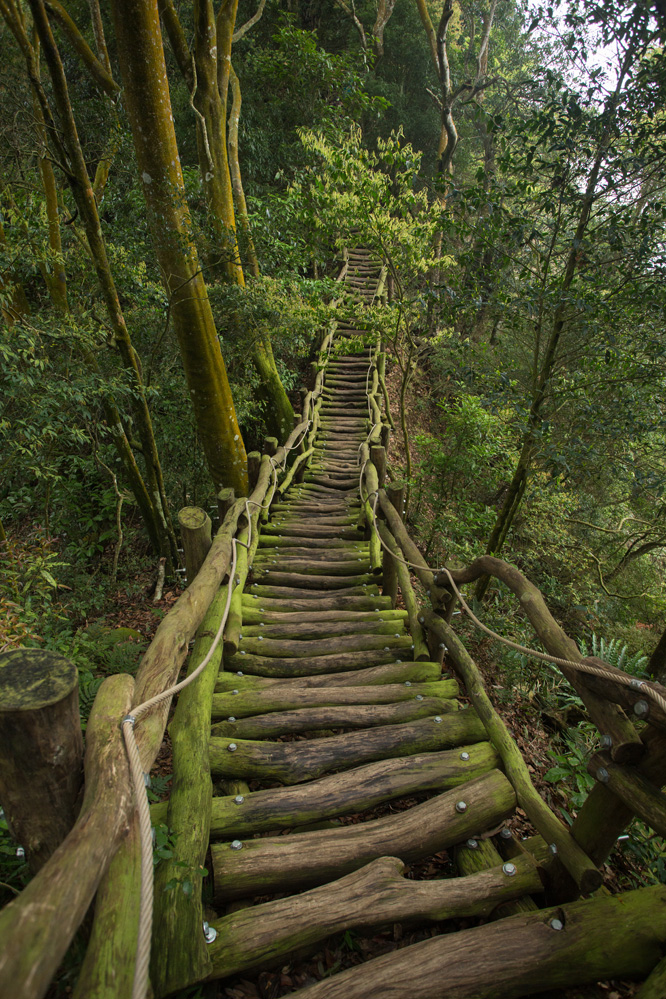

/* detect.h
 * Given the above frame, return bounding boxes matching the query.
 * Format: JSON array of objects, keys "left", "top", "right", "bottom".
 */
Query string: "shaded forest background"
[{"left": 2, "top": 0, "right": 666, "bottom": 897}]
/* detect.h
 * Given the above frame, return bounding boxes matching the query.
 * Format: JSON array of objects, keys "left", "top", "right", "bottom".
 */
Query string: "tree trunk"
[
  {"left": 109, "top": 0, "right": 248, "bottom": 493},
  {"left": 0, "top": 649, "right": 83, "bottom": 874},
  {"left": 160, "top": 3, "right": 294, "bottom": 443},
  {"left": 228, "top": 65, "right": 259, "bottom": 277},
  {"left": 475, "top": 72, "right": 626, "bottom": 601}
]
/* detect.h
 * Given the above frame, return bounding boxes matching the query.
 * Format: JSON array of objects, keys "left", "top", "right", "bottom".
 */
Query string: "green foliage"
[
  {"left": 620, "top": 820, "right": 666, "bottom": 887},
  {"left": 580, "top": 635, "right": 649, "bottom": 677},
  {"left": 545, "top": 728, "right": 597, "bottom": 813},
  {"left": 234, "top": 16, "right": 380, "bottom": 194},
  {"left": 153, "top": 824, "right": 208, "bottom": 898},
  {"left": 412, "top": 394, "right": 513, "bottom": 564}
]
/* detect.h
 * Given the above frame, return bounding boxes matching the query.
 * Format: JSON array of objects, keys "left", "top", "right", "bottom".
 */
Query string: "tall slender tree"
[
  {"left": 158, "top": 0, "right": 295, "bottom": 441},
  {"left": 110, "top": 0, "right": 249, "bottom": 493}
]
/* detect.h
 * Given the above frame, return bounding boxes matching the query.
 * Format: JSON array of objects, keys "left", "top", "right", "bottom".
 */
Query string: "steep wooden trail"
[
  {"left": 4, "top": 249, "right": 666, "bottom": 999},
  {"left": 169, "top": 250, "right": 666, "bottom": 999},
  {"left": 200, "top": 256, "right": 529, "bottom": 985}
]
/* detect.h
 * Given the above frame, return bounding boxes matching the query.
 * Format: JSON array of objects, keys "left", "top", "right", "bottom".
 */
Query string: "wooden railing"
[{"left": 357, "top": 352, "right": 666, "bottom": 902}]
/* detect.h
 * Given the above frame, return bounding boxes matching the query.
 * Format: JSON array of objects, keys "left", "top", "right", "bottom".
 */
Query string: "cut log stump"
[{"left": 0, "top": 648, "right": 83, "bottom": 873}]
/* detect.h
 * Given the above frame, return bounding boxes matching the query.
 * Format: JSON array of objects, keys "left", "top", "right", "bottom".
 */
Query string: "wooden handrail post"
[
  {"left": 247, "top": 451, "right": 262, "bottom": 491},
  {"left": 263, "top": 437, "right": 278, "bottom": 457},
  {"left": 178, "top": 506, "right": 212, "bottom": 584},
  {"left": 0, "top": 649, "right": 83, "bottom": 874},
  {"left": 217, "top": 486, "right": 236, "bottom": 523},
  {"left": 385, "top": 480, "right": 406, "bottom": 522},
  {"left": 370, "top": 445, "right": 386, "bottom": 486},
  {"left": 380, "top": 424, "right": 391, "bottom": 450}
]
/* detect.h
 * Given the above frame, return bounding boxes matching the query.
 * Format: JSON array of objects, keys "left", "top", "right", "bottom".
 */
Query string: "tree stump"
[
  {"left": 178, "top": 506, "right": 212, "bottom": 584},
  {"left": 0, "top": 649, "right": 83, "bottom": 873}
]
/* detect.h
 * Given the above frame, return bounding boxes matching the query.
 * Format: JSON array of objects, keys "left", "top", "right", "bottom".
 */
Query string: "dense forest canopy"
[{"left": 1, "top": 0, "right": 666, "bottom": 688}]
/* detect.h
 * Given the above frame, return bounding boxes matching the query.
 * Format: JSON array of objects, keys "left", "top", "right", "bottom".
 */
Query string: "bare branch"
[{"left": 233, "top": 0, "right": 266, "bottom": 43}]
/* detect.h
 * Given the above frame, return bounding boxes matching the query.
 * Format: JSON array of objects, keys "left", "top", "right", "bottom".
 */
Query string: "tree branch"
[
  {"left": 157, "top": 0, "right": 193, "bottom": 87},
  {"left": 233, "top": 0, "right": 266, "bottom": 42},
  {"left": 44, "top": 0, "right": 120, "bottom": 96}
]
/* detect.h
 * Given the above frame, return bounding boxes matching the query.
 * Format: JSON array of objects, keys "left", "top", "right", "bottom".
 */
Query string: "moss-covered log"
[
  {"left": 422, "top": 609, "right": 601, "bottom": 894},
  {"left": 210, "top": 710, "right": 487, "bottom": 784},
  {"left": 571, "top": 728, "right": 666, "bottom": 865},
  {"left": 377, "top": 522, "right": 429, "bottom": 660},
  {"left": 76, "top": 500, "right": 246, "bottom": 990},
  {"left": 178, "top": 506, "right": 212, "bottom": 583},
  {"left": 211, "top": 678, "right": 457, "bottom": 718},
  {"left": 207, "top": 742, "right": 498, "bottom": 837},
  {"left": 0, "top": 649, "right": 83, "bottom": 874},
  {"left": 587, "top": 750, "right": 666, "bottom": 838},
  {"left": 236, "top": 632, "right": 412, "bottom": 659},
  {"left": 212, "top": 696, "right": 458, "bottom": 738},
  {"left": 455, "top": 835, "right": 540, "bottom": 917},
  {"left": 238, "top": 617, "right": 402, "bottom": 640},
  {"left": 240, "top": 606, "right": 404, "bottom": 625},
  {"left": 252, "top": 570, "right": 378, "bottom": 589},
  {"left": 240, "top": 610, "right": 401, "bottom": 632},
  {"left": 211, "top": 769, "right": 515, "bottom": 900},
  {"left": 287, "top": 884, "right": 666, "bottom": 999},
  {"left": 637, "top": 954, "right": 666, "bottom": 999},
  {"left": 439, "top": 557, "right": 647, "bottom": 759},
  {"left": 150, "top": 582, "right": 233, "bottom": 994},
  {"left": 72, "top": 811, "right": 141, "bottom": 999},
  {"left": 243, "top": 593, "right": 390, "bottom": 611},
  {"left": 252, "top": 557, "right": 372, "bottom": 576},
  {"left": 217, "top": 660, "right": 442, "bottom": 691},
  {"left": 206, "top": 854, "right": 541, "bottom": 981},
  {"left": 225, "top": 645, "right": 415, "bottom": 678}
]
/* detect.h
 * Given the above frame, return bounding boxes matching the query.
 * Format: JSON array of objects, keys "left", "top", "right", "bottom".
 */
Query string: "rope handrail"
[{"left": 358, "top": 466, "right": 666, "bottom": 723}]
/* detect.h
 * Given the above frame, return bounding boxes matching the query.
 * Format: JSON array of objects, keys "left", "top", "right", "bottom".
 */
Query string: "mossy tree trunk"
[
  {"left": 159, "top": 0, "right": 295, "bottom": 442},
  {"left": 109, "top": 0, "right": 249, "bottom": 494}
]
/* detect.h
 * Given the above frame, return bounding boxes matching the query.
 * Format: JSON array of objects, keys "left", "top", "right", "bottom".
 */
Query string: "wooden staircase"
[
  {"left": 4, "top": 248, "right": 666, "bottom": 999},
  {"left": 198, "top": 253, "right": 527, "bottom": 987}
]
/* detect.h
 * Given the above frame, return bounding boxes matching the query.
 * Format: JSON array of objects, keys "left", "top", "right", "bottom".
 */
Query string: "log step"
[
  {"left": 211, "top": 679, "right": 458, "bottom": 718},
  {"left": 236, "top": 633, "right": 412, "bottom": 660},
  {"left": 215, "top": 661, "right": 443, "bottom": 692},
  {"left": 211, "top": 697, "right": 458, "bottom": 739},
  {"left": 225, "top": 646, "right": 413, "bottom": 677},
  {"left": 205, "top": 854, "right": 541, "bottom": 982},
  {"left": 240, "top": 609, "right": 408, "bottom": 625},
  {"left": 210, "top": 770, "right": 516, "bottom": 900},
  {"left": 207, "top": 743, "right": 498, "bottom": 838},
  {"left": 250, "top": 571, "right": 381, "bottom": 589},
  {"left": 239, "top": 619, "right": 407, "bottom": 640},
  {"left": 209, "top": 710, "right": 488, "bottom": 784},
  {"left": 252, "top": 558, "right": 372, "bottom": 575}
]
